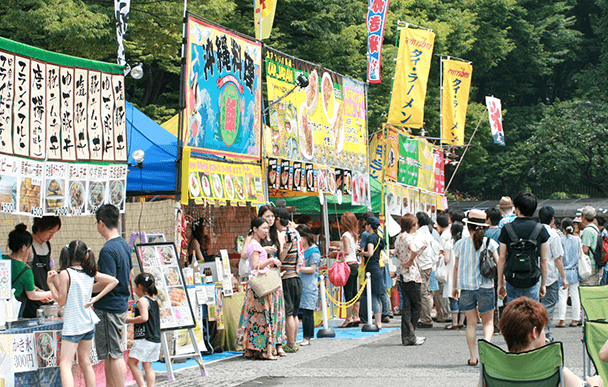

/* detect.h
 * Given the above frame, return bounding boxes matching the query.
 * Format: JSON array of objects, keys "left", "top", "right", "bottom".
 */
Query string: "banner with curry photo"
[
  {"left": 184, "top": 15, "right": 263, "bottom": 161},
  {"left": 387, "top": 27, "right": 435, "bottom": 128},
  {"left": 264, "top": 48, "right": 367, "bottom": 172},
  {"left": 442, "top": 59, "right": 473, "bottom": 146}
]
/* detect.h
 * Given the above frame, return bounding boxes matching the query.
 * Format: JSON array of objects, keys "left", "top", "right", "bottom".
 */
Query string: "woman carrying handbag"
[
  {"left": 337, "top": 212, "right": 361, "bottom": 328},
  {"left": 237, "top": 217, "right": 285, "bottom": 360}
]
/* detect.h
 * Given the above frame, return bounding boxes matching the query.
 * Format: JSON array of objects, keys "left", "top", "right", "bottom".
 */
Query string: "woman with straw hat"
[{"left": 452, "top": 209, "right": 500, "bottom": 366}]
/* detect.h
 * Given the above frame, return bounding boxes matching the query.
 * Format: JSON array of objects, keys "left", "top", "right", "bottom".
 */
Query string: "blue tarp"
[{"left": 126, "top": 102, "right": 178, "bottom": 194}]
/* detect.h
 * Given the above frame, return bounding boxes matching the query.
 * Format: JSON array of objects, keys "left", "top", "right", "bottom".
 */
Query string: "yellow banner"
[
  {"left": 369, "top": 132, "right": 384, "bottom": 181},
  {"left": 388, "top": 28, "right": 435, "bottom": 128},
  {"left": 254, "top": 0, "right": 278, "bottom": 40},
  {"left": 181, "top": 147, "right": 264, "bottom": 206},
  {"left": 442, "top": 60, "right": 473, "bottom": 145},
  {"left": 385, "top": 127, "right": 399, "bottom": 181}
]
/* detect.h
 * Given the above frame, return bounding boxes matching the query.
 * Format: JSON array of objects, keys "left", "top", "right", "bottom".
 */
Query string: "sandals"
[
  {"left": 243, "top": 350, "right": 255, "bottom": 360},
  {"left": 283, "top": 344, "right": 299, "bottom": 353},
  {"left": 556, "top": 320, "right": 566, "bottom": 328},
  {"left": 569, "top": 320, "right": 579, "bottom": 327},
  {"left": 259, "top": 353, "right": 278, "bottom": 361},
  {"left": 276, "top": 347, "right": 287, "bottom": 357},
  {"left": 444, "top": 324, "right": 459, "bottom": 330},
  {"left": 338, "top": 320, "right": 353, "bottom": 328}
]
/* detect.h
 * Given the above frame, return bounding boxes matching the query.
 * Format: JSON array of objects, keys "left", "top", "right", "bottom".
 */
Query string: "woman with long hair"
[
  {"left": 239, "top": 206, "right": 279, "bottom": 280},
  {"left": 237, "top": 217, "right": 285, "bottom": 360},
  {"left": 337, "top": 212, "right": 361, "bottom": 327},
  {"left": 361, "top": 216, "right": 386, "bottom": 329},
  {"left": 187, "top": 219, "right": 211, "bottom": 264},
  {"left": 395, "top": 214, "right": 426, "bottom": 345},
  {"left": 452, "top": 210, "right": 499, "bottom": 366},
  {"left": 556, "top": 218, "right": 582, "bottom": 328}
]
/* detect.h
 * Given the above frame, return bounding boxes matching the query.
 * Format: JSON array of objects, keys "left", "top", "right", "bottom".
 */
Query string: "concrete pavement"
[{"left": 150, "top": 316, "right": 590, "bottom": 387}]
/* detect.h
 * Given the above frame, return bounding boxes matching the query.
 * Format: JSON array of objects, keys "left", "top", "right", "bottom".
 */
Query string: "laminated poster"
[
  {"left": 0, "top": 334, "right": 14, "bottom": 387},
  {"left": 35, "top": 331, "right": 57, "bottom": 368},
  {"left": 136, "top": 242, "right": 196, "bottom": 331},
  {"left": 13, "top": 333, "right": 36, "bottom": 373}
]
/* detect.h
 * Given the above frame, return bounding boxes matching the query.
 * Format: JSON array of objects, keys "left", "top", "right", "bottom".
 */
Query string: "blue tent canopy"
[{"left": 126, "top": 102, "right": 178, "bottom": 195}]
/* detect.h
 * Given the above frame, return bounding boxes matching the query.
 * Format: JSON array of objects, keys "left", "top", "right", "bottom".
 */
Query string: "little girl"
[
  {"left": 47, "top": 240, "right": 118, "bottom": 387},
  {"left": 127, "top": 273, "right": 161, "bottom": 387}
]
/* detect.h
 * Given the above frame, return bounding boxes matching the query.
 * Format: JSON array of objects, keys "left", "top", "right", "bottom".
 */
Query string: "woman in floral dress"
[{"left": 237, "top": 217, "right": 285, "bottom": 360}]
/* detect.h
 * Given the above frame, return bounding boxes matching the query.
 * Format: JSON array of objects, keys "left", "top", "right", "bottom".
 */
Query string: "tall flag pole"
[
  {"left": 114, "top": 0, "right": 131, "bottom": 66},
  {"left": 367, "top": 0, "right": 390, "bottom": 83},
  {"left": 254, "top": 0, "right": 278, "bottom": 40},
  {"left": 441, "top": 57, "right": 473, "bottom": 146},
  {"left": 387, "top": 24, "right": 435, "bottom": 127},
  {"left": 486, "top": 96, "right": 505, "bottom": 146}
]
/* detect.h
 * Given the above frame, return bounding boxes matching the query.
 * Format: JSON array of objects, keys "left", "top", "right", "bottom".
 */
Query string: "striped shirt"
[
  {"left": 454, "top": 237, "right": 498, "bottom": 291},
  {"left": 281, "top": 227, "right": 301, "bottom": 279},
  {"left": 63, "top": 267, "right": 99, "bottom": 336}
]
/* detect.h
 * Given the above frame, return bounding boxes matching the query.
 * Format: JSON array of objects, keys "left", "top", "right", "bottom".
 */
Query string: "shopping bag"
[
  {"left": 328, "top": 252, "right": 351, "bottom": 287},
  {"left": 579, "top": 252, "right": 593, "bottom": 281}
]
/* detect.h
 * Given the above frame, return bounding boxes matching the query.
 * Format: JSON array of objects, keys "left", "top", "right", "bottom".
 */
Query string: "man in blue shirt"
[{"left": 94, "top": 204, "right": 132, "bottom": 387}]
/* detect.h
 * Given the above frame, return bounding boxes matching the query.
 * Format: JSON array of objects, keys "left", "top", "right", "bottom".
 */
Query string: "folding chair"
[
  {"left": 579, "top": 285, "right": 608, "bottom": 380},
  {"left": 478, "top": 339, "right": 565, "bottom": 387},
  {"left": 584, "top": 320, "right": 608, "bottom": 385}
]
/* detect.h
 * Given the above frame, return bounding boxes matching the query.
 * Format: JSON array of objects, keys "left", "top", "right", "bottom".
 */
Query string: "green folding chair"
[
  {"left": 478, "top": 339, "right": 565, "bottom": 387},
  {"left": 579, "top": 285, "right": 608, "bottom": 322},
  {"left": 584, "top": 320, "right": 608, "bottom": 385}
]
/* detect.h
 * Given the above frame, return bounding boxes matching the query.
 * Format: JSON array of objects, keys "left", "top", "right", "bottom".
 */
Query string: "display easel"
[{"left": 160, "top": 328, "right": 206, "bottom": 380}]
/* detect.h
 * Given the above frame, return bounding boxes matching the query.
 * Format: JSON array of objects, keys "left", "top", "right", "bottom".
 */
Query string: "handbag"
[
  {"left": 479, "top": 238, "right": 497, "bottom": 279},
  {"left": 578, "top": 251, "right": 593, "bottom": 281},
  {"left": 247, "top": 261, "right": 281, "bottom": 297},
  {"left": 435, "top": 254, "right": 448, "bottom": 283},
  {"left": 328, "top": 251, "right": 351, "bottom": 287}
]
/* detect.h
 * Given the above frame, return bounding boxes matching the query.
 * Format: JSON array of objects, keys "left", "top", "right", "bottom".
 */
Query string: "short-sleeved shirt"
[
  {"left": 498, "top": 218, "right": 550, "bottom": 260},
  {"left": 94, "top": 237, "right": 133, "bottom": 313},
  {"left": 560, "top": 234, "right": 582, "bottom": 284},
  {"left": 4, "top": 255, "right": 34, "bottom": 298},
  {"left": 581, "top": 224, "right": 599, "bottom": 268},
  {"left": 498, "top": 214, "right": 516, "bottom": 229},
  {"left": 247, "top": 239, "right": 270, "bottom": 275},
  {"left": 395, "top": 232, "right": 421, "bottom": 283},
  {"left": 453, "top": 237, "right": 498, "bottom": 290},
  {"left": 365, "top": 232, "right": 385, "bottom": 268},
  {"left": 485, "top": 228, "right": 501, "bottom": 244},
  {"left": 300, "top": 244, "right": 321, "bottom": 310},
  {"left": 544, "top": 225, "right": 565, "bottom": 286}
]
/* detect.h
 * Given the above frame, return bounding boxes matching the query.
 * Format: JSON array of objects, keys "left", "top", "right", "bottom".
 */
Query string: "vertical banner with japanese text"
[
  {"left": 254, "top": 0, "right": 278, "bottom": 40},
  {"left": 388, "top": 27, "right": 435, "bottom": 127},
  {"left": 114, "top": 0, "right": 131, "bottom": 66},
  {"left": 397, "top": 133, "right": 418, "bottom": 187},
  {"left": 368, "top": 132, "right": 384, "bottom": 181},
  {"left": 384, "top": 127, "right": 399, "bottom": 181},
  {"left": 442, "top": 59, "right": 473, "bottom": 146},
  {"left": 486, "top": 96, "right": 505, "bottom": 146},
  {"left": 433, "top": 149, "right": 445, "bottom": 194},
  {"left": 367, "top": 0, "right": 390, "bottom": 83},
  {"left": 184, "top": 16, "right": 262, "bottom": 161},
  {"left": 417, "top": 140, "right": 434, "bottom": 192}
]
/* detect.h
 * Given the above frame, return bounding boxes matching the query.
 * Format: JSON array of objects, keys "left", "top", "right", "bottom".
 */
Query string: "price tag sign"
[
  {"left": 196, "top": 287, "right": 207, "bottom": 305},
  {"left": 0, "top": 260, "right": 11, "bottom": 300}
]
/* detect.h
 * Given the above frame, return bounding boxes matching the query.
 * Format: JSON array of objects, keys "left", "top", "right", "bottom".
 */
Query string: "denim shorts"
[
  {"left": 459, "top": 288, "right": 495, "bottom": 314},
  {"left": 63, "top": 329, "right": 95, "bottom": 343},
  {"left": 449, "top": 297, "right": 460, "bottom": 313}
]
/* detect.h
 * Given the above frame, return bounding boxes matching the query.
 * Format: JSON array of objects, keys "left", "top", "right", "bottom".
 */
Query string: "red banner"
[{"left": 367, "top": 0, "right": 390, "bottom": 83}]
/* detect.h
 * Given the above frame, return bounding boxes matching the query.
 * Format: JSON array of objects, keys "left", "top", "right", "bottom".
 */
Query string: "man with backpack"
[
  {"left": 497, "top": 191, "right": 550, "bottom": 303},
  {"left": 581, "top": 206, "right": 602, "bottom": 285}
]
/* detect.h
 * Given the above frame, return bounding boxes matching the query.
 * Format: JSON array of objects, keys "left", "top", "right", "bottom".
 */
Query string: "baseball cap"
[
  {"left": 581, "top": 206, "right": 596, "bottom": 220},
  {"left": 366, "top": 216, "right": 380, "bottom": 228}
]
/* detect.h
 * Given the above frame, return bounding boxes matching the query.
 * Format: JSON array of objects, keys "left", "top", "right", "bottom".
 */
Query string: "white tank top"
[
  {"left": 343, "top": 232, "right": 358, "bottom": 263},
  {"left": 62, "top": 268, "right": 100, "bottom": 336}
]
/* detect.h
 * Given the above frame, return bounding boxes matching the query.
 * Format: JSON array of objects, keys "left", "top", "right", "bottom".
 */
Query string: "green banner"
[{"left": 398, "top": 134, "right": 419, "bottom": 186}]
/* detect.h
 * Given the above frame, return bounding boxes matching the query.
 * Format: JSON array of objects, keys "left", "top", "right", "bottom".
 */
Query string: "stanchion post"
[
  {"left": 362, "top": 272, "right": 379, "bottom": 332},
  {"left": 317, "top": 274, "right": 336, "bottom": 338}
]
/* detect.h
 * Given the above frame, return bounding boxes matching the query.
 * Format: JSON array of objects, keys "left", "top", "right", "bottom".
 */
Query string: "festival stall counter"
[{"left": 0, "top": 36, "right": 133, "bottom": 387}]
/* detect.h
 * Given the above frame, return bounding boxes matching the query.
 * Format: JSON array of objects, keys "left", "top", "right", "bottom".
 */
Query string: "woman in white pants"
[{"left": 557, "top": 218, "right": 581, "bottom": 327}]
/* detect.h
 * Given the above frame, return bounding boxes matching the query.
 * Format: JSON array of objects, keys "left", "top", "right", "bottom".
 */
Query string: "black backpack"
[{"left": 504, "top": 222, "right": 543, "bottom": 288}]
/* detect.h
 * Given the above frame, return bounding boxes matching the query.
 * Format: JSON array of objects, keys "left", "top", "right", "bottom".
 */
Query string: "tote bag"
[
  {"left": 248, "top": 263, "right": 281, "bottom": 297},
  {"left": 579, "top": 251, "right": 593, "bottom": 281}
]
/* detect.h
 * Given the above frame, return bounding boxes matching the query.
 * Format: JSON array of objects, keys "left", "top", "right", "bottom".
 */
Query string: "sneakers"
[
  {"left": 299, "top": 339, "right": 310, "bottom": 346},
  {"left": 417, "top": 322, "right": 433, "bottom": 328},
  {"left": 404, "top": 337, "right": 426, "bottom": 346}
]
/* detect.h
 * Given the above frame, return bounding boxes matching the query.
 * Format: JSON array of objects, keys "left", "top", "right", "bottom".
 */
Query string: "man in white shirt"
[
  {"left": 414, "top": 212, "right": 441, "bottom": 328},
  {"left": 538, "top": 206, "right": 567, "bottom": 343}
]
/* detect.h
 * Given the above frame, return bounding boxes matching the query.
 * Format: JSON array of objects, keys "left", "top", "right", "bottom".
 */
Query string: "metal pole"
[
  {"left": 317, "top": 274, "right": 336, "bottom": 338},
  {"left": 176, "top": 0, "right": 188, "bottom": 201},
  {"left": 439, "top": 56, "right": 444, "bottom": 148},
  {"left": 361, "top": 272, "right": 379, "bottom": 332},
  {"left": 444, "top": 108, "right": 487, "bottom": 192}
]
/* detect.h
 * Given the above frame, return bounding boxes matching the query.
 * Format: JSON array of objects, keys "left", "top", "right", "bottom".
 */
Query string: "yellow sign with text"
[
  {"left": 388, "top": 28, "right": 435, "bottom": 128},
  {"left": 442, "top": 60, "right": 473, "bottom": 146}
]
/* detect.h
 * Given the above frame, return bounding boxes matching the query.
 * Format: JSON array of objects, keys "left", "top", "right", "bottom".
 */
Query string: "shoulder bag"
[{"left": 247, "top": 260, "right": 281, "bottom": 297}]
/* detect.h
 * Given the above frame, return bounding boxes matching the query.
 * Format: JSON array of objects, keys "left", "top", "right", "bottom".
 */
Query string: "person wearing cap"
[
  {"left": 361, "top": 216, "right": 386, "bottom": 328},
  {"left": 274, "top": 207, "right": 303, "bottom": 353},
  {"left": 538, "top": 206, "right": 568, "bottom": 343},
  {"left": 498, "top": 196, "right": 516, "bottom": 229},
  {"left": 452, "top": 209, "right": 499, "bottom": 366},
  {"left": 497, "top": 191, "right": 550, "bottom": 303},
  {"left": 580, "top": 205, "right": 601, "bottom": 285}
]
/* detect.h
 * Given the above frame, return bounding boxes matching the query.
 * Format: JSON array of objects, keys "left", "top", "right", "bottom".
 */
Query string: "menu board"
[
  {"left": 385, "top": 181, "right": 439, "bottom": 217},
  {"left": 135, "top": 242, "right": 196, "bottom": 331},
  {"left": 0, "top": 260, "right": 11, "bottom": 299},
  {"left": 35, "top": 331, "right": 58, "bottom": 368},
  {"left": 184, "top": 151, "right": 264, "bottom": 206},
  {"left": 0, "top": 155, "right": 127, "bottom": 217}
]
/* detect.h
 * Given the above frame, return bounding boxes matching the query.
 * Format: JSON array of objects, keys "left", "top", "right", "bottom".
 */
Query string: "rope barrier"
[{"left": 324, "top": 277, "right": 368, "bottom": 308}]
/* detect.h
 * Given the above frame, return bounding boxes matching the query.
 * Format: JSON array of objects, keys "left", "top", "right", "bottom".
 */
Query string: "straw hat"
[
  {"left": 499, "top": 196, "right": 513, "bottom": 209},
  {"left": 465, "top": 209, "right": 489, "bottom": 227}
]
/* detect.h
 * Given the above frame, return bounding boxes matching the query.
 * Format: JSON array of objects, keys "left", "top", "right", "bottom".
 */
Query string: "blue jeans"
[
  {"left": 541, "top": 281, "right": 559, "bottom": 339},
  {"left": 601, "top": 266, "right": 608, "bottom": 285},
  {"left": 506, "top": 281, "right": 540, "bottom": 303}
]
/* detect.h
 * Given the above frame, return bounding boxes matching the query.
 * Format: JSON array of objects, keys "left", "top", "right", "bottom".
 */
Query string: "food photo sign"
[
  {"left": 183, "top": 14, "right": 263, "bottom": 161},
  {"left": 0, "top": 36, "right": 128, "bottom": 217},
  {"left": 264, "top": 48, "right": 368, "bottom": 173},
  {"left": 183, "top": 147, "right": 264, "bottom": 206},
  {"left": 135, "top": 242, "right": 196, "bottom": 331}
]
